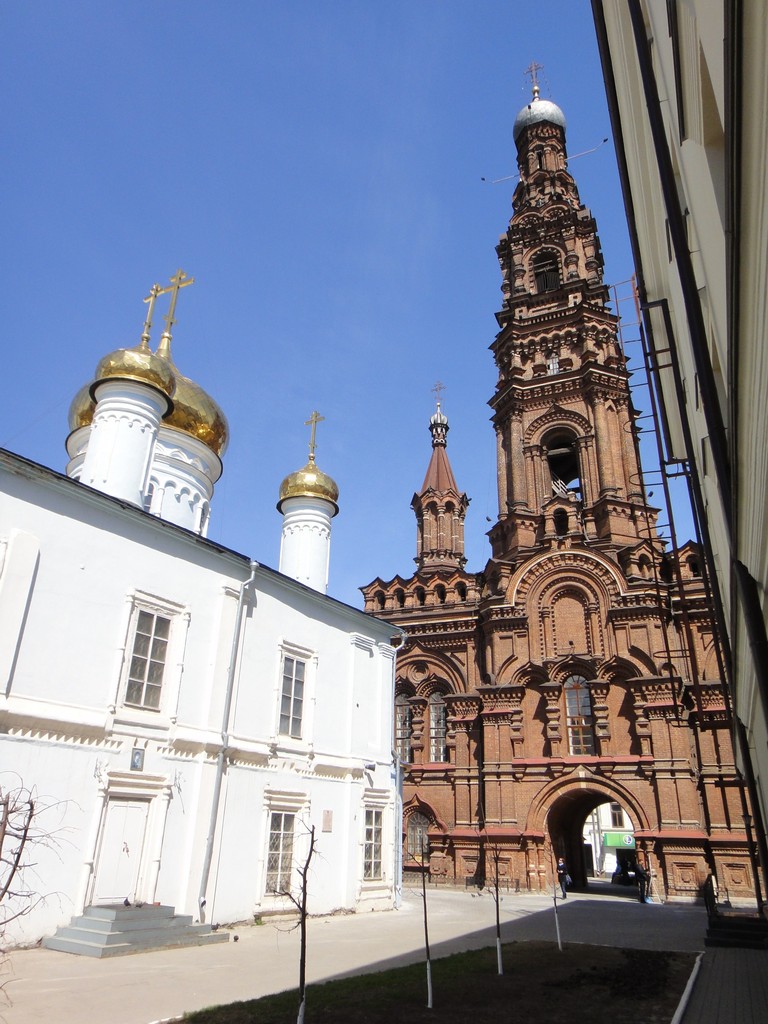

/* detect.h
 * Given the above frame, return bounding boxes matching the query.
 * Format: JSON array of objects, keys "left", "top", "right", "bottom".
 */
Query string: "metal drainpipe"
[
  {"left": 390, "top": 631, "right": 407, "bottom": 909},
  {"left": 198, "top": 559, "right": 259, "bottom": 915}
]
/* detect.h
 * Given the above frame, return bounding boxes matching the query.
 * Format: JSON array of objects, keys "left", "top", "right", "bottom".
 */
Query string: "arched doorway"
[{"left": 541, "top": 785, "right": 643, "bottom": 891}]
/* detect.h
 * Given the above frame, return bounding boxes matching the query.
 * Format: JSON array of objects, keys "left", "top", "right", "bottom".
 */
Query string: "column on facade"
[
  {"left": 508, "top": 413, "right": 527, "bottom": 507},
  {"left": 616, "top": 399, "right": 643, "bottom": 499},
  {"left": 408, "top": 698, "right": 427, "bottom": 764},
  {"left": 541, "top": 682, "right": 563, "bottom": 756},
  {"left": 591, "top": 394, "right": 618, "bottom": 495},
  {"left": 446, "top": 696, "right": 481, "bottom": 829},
  {"left": 496, "top": 425, "right": 509, "bottom": 517},
  {"left": 588, "top": 680, "right": 611, "bottom": 755}
]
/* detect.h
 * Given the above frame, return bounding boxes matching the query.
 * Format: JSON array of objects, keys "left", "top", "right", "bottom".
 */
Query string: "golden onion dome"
[
  {"left": 68, "top": 382, "right": 95, "bottom": 432},
  {"left": 92, "top": 342, "right": 176, "bottom": 401},
  {"left": 154, "top": 335, "right": 228, "bottom": 457},
  {"left": 278, "top": 457, "right": 339, "bottom": 515}
]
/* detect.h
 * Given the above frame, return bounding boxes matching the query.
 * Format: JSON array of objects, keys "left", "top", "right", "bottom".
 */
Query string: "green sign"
[{"left": 603, "top": 832, "right": 635, "bottom": 848}]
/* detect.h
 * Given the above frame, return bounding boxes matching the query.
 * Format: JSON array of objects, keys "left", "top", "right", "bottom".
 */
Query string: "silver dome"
[{"left": 513, "top": 97, "right": 566, "bottom": 142}]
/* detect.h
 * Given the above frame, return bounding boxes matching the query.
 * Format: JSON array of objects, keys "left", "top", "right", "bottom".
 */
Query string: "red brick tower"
[{"left": 363, "top": 88, "right": 753, "bottom": 901}]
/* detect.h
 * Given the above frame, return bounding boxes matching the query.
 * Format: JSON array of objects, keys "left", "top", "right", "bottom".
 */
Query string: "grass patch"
[{"left": 182, "top": 941, "right": 695, "bottom": 1023}]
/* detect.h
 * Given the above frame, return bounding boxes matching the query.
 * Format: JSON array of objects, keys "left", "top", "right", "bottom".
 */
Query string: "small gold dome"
[
  {"left": 92, "top": 342, "right": 176, "bottom": 400},
  {"left": 278, "top": 458, "right": 339, "bottom": 514},
  {"left": 68, "top": 382, "right": 95, "bottom": 432}
]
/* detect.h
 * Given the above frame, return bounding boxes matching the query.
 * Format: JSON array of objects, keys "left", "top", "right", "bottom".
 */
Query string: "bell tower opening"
[
  {"left": 532, "top": 249, "right": 561, "bottom": 293},
  {"left": 545, "top": 432, "right": 582, "bottom": 500}
]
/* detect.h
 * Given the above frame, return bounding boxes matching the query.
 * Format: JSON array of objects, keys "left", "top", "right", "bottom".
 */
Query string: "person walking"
[{"left": 556, "top": 857, "right": 569, "bottom": 899}]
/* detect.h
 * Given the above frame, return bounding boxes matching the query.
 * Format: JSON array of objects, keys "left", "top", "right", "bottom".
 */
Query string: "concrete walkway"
[{"left": 0, "top": 886, "right": 761, "bottom": 1024}]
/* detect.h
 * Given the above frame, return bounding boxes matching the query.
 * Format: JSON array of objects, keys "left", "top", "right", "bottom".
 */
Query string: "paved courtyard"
[{"left": 0, "top": 885, "right": 758, "bottom": 1024}]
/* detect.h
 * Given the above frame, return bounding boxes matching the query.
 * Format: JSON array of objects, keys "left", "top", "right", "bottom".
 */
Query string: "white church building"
[{"left": 0, "top": 273, "right": 402, "bottom": 950}]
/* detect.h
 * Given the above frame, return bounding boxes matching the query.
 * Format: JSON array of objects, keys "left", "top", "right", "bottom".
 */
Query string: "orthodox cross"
[
  {"left": 525, "top": 60, "right": 544, "bottom": 98},
  {"left": 305, "top": 410, "right": 325, "bottom": 461},
  {"left": 432, "top": 380, "right": 446, "bottom": 407},
  {"left": 141, "top": 283, "right": 166, "bottom": 347},
  {"left": 162, "top": 269, "right": 195, "bottom": 337}
]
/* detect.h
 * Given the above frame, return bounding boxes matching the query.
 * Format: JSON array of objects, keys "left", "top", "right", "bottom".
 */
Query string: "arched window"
[
  {"left": 428, "top": 693, "right": 448, "bottom": 762},
  {"left": 374, "top": 590, "right": 385, "bottom": 610},
  {"left": 687, "top": 555, "right": 701, "bottom": 577},
  {"left": 435, "top": 584, "right": 447, "bottom": 604},
  {"left": 394, "top": 694, "right": 412, "bottom": 763},
  {"left": 456, "top": 582, "right": 467, "bottom": 602},
  {"left": 564, "top": 674, "right": 595, "bottom": 755},
  {"left": 395, "top": 588, "right": 405, "bottom": 608},
  {"left": 553, "top": 508, "right": 569, "bottom": 537},
  {"left": 406, "top": 812, "right": 430, "bottom": 862},
  {"left": 546, "top": 433, "right": 582, "bottom": 501},
  {"left": 532, "top": 250, "right": 561, "bottom": 293},
  {"left": 416, "top": 586, "right": 426, "bottom": 607},
  {"left": 143, "top": 480, "right": 157, "bottom": 514}
]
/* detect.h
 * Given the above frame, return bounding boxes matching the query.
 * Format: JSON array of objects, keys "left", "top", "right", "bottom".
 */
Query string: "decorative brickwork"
[{"left": 362, "top": 92, "right": 753, "bottom": 902}]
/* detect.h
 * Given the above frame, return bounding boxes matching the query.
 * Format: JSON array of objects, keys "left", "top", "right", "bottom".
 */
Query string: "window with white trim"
[
  {"left": 364, "top": 808, "right": 383, "bottom": 880},
  {"left": 394, "top": 694, "right": 412, "bottom": 763},
  {"left": 279, "top": 655, "right": 306, "bottom": 738},
  {"left": 564, "top": 674, "right": 595, "bottom": 755},
  {"left": 428, "top": 693, "right": 448, "bottom": 763},
  {"left": 125, "top": 609, "right": 171, "bottom": 710},
  {"left": 265, "top": 811, "right": 295, "bottom": 893}
]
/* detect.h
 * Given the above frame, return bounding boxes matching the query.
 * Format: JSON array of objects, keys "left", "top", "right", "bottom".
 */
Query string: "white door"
[{"left": 92, "top": 799, "right": 150, "bottom": 904}]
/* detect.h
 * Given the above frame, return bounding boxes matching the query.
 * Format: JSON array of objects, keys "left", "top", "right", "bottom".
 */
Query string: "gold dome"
[
  {"left": 154, "top": 334, "right": 228, "bottom": 456},
  {"left": 68, "top": 382, "right": 95, "bottom": 432},
  {"left": 68, "top": 338, "right": 228, "bottom": 458},
  {"left": 278, "top": 457, "right": 339, "bottom": 514},
  {"left": 92, "top": 342, "right": 176, "bottom": 400},
  {"left": 162, "top": 365, "right": 229, "bottom": 457}
]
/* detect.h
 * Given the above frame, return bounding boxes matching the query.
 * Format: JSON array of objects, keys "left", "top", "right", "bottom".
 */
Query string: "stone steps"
[
  {"left": 705, "top": 912, "right": 768, "bottom": 949},
  {"left": 42, "top": 903, "right": 229, "bottom": 957}
]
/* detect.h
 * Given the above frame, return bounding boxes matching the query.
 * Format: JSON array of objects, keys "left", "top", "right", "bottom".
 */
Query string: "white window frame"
[
  {"left": 112, "top": 592, "right": 189, "bottom": 723},
  {"left": 262, "top": 789, "right": 309, "bottom": 900},
  {"left": 361, "top": 789, "right": 390, "bottom": 889},
  {"left": 364, "top": 807, "right": 383, "bottom": 880},
  {"left": 274, "top": 641, "right": 316, "bottom": 748}
]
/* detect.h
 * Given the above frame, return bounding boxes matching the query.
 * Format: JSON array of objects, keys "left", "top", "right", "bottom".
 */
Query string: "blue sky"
[{"left": 1, "top": 2, "right": 690, "bottom": 605}]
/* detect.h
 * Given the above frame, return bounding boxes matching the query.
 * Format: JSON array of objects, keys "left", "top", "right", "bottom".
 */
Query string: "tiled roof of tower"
[{"left": 420, "top": 444, "right": 459, "bottom": 495}]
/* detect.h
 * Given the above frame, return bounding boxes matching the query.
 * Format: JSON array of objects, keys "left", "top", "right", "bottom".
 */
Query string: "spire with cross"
[
  {"left": 140, "top": 283, "right": 167, "bottom": 349},
  {"left": 525, "top": 60, "right": 544, "bottom": 100},
  {"left": 162, "top": 269, "right": 195, "bottom": 340},
  {"left": 304, "top": 410, "right": 325, "bottom": 462}
]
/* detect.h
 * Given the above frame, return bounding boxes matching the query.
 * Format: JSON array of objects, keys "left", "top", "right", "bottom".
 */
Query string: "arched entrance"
[{"left": 535, "top": 781, "right": 646, "bottom": 891}]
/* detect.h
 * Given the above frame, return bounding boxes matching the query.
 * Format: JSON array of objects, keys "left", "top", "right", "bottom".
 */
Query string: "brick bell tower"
[
  {"left": 362, "top": 82, "right": 754, "bottom": 902},
  {"left": 490, "top": 80, "right": 651, "bottom": 562}
]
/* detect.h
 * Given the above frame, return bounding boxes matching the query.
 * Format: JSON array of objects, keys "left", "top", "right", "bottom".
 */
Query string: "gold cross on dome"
[
  {"left": 305, "top": 410, "right": 325, "bottom": 460},
  {"left": 525, "top": 60, "right": 544, "bottom": 97},
  {"left": 162, "top": 268, "right": 195, "bottom": 337},
  {"left": 432, "top": 380, "right": 446, "bottom": 406},
  {"left": 140, "top": 282, "right": 168, "bottom": 347}
]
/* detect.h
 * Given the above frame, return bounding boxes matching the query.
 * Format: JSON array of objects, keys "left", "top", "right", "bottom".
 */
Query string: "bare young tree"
[
  {"left": 419, "top": 836, "right": 433, "bottom": 1009},
  {"left": 484, "top": 841, "right": 504, "bottom": 975},
  {"left": 0, "top": 776, "right": 68, "bottom": 940},
  {"left": 274, "top": 823, "right": 316, "bottom": 1024}
]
